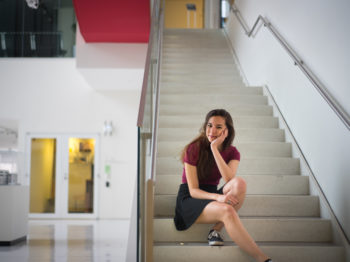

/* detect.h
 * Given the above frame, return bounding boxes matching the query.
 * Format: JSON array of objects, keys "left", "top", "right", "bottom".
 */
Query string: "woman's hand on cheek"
[{"left": 211, "top": 128, "right": 227, "bottom": 150}]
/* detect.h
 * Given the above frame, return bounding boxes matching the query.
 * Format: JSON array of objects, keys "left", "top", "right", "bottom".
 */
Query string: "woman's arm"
[
  {"left": 185, "top": 162, "right": 234, "bottom": 203},
  {"left": 212, "top": 149, "right": 240, "bottom": 182},
  {"left": 211, "top": 129, "right": 240, "bottom": 182}
]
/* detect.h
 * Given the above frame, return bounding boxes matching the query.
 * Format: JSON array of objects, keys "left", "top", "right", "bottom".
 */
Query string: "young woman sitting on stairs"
[{"left": 174, "top": 109, "right": 273, "bottom": 262}]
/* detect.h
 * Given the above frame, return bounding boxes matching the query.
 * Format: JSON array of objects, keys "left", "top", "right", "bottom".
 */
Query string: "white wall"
[
  {"left": 226, "top": 0, "right": 350, "bottom": 240},
  {"left": 0, "top": 58, "right": 141, "bottom": 219},
  {"left": 75, "top": 24, "right": 148, "bottom": 91}
]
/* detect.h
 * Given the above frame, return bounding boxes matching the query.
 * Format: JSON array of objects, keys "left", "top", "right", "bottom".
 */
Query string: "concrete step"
[
  {"left": 158, "top": 116, "right": 279, "bottom": 129},
  {"left": 153, "top": 218, "right": 332, "bottom": 243},
  {"left": 162, "top": 64, "right": 238, "bottom": 71},
  {"left": 164, "top": 34, "right": 227, "bottom": 39},
  {"left": 163, "top": 54, "right": 232, "bottom": 60},
  {"left": 164, "top": 36, "right": 226, "bottom": 41},
  {"left": 163, "top": 45, "right": 229, "bottom": 50},
  {"left": 160, "top": 79, "right": 244, "bottom": 86},
  {"left": 163, "top": 45, "right": 228, "bottom": 48},
  {"left": 161, "top": 69, "right": 241, "bottom": 77},
  {"left": 160, "top": 85, "right": 253, "bottom": 95},
  {"left": 160, "top": 94, "right": 268, "bottom": 106},
  {"left": 160, "top": 75, "right": 242, "bottom": 84},
  {"left": 164, "top": 40, "right": 225, "bottom": 43},
  {"left": 160, "top": 79, "right": 243, "bottom": 85},
  {"left": 155, "top": 175, "right": 309, "bottom": 195},
  {"left": 163, "top": 36, "right": 225, "bottom": 40},
  {"left": 162, "top": 58, "right": 233, "bottom": 63},
  {"left": 163, "top": 50, "right": 231, "bottom": 55},
  {"left": 159, "top": 104, "right": 272, "bottom": 116},
  {"left": 163, "top": 46, "right": 230, "bottom": 50},
  {"left": 161, "top": 70, "right": 239, "bottom": 77},
  {"left": 161, "top": 75, "right": 242, "bottom": 82},
  {"left": 156, "top": 157, "right": 300, "bottom": 175},
  {"left": 162, "top": 52, "right": 233, "bottom": 58},
  {"left": 164, "top": 30, "right": 225, "bottom": 35},
  {"left": 162, "top": 61, "right": 235, "bottom": 66},
  {"left": 153, "top": 244, "right": 345, "bottom": 262},
  {"left": 164, "top": 28, "right": 225, "bottom": 33},
  {"left": 160, "top": 82, "right": 255, "bottom": 90},
  {"left": 164, "top": 34, "right": 226, "bottom": 39},
  {"left": 163, "top": 48, "right": 230, "bottom": 53},
  {"left": 164, "top": 34, "right": 226, "bottom": 38},
  {"left": 163, "top": 40, "right": 228, "bottom": 44},
  {"left": 157, "top": 128, "right": 284, "bottom": 142},
  {"left": 162, "top": 58, "right": 235, "bottom": 64},
  {"left": 163, "top": 35, "right": 227, "bottom": 40},
  {"left": 163, "top": 54, "right": 232, "bottom": 59},
  {"left": 161, "top": 68, "right": 239, "bottom": 74},
  {"left": 163, "top": 43, "right": 229, "bottom": 48},
  {"left": 164, "top": 35, "right": 227, "bottom": 39},
  {"left": 154, "top": 195, "right": 319, "bottom": 217},
  {"left": 157, "top": 141, "right": 292, "bottom": 158}
]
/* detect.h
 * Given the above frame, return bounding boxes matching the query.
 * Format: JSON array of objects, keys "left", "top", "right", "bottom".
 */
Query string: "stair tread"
[
  {"left": 156, "top": 156, "right": 299, "bottom": 160},
  {"left": 153, "top": 217, "right": 332, "bottom": 242},
  {"left": 155, "top": 174, "right": 309, "bottom": 195},
  {"left": 154, "top": 194, "right": 319, "bottom": 217},
  {"left": 155, "top": 194, "right": 315, "bottom": 197},
  {"left": 155, "top": 216, "right": 327, "bottom": 220},
  {"left": 154, "top": 241, "right": 340, "bottom": 246},
  {"left": 154, "top": 243, "right": 344, "bottom": 262}
]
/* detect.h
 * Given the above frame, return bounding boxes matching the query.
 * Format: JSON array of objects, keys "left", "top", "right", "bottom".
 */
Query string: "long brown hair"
[{"left": 181, "top": 109, "right": 235, "bottom": 181}]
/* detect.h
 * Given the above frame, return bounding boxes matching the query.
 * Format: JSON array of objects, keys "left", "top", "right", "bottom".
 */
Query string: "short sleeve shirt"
[{"left": 182, "top": 142, "right": 240, "bottom": 185}]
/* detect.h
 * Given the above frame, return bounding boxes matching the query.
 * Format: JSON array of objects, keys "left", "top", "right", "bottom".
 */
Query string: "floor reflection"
[{"left": 0, "top": 220, "right": 129, "bottom": 262}]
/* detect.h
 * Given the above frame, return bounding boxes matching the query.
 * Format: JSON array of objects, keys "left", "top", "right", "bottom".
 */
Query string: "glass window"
[
  {"left": 68, "top": 138, "right": 95, "bottom": 214},
  {"left": 0, "top": 0, "right": 76, "bottom": 57},
  {"left": 30, "top": 138, "right": 56, "bottom": 213}
]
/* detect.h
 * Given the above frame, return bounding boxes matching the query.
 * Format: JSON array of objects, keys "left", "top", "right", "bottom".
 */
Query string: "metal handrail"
[
  {"left": 231, "top": 4, "right": 350, "bottom": 131},
  {"left": 150, "top": 10, "right": 164, "bottom": 182},
  {"left": 136, "top": 1, "right": 163, "bottom": 261},
  {"left": 137, "top": 0, "right": 159, "bottom": 127}
]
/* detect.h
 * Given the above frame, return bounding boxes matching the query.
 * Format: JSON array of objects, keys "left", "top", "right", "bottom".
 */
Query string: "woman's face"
[{"left": 206, "top": 116, "right": 226, "bottom": 143}]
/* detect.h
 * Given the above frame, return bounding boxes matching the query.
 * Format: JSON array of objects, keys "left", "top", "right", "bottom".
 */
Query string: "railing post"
[{"left": 145, "top": 179, "right": 154, "bottom": 262}]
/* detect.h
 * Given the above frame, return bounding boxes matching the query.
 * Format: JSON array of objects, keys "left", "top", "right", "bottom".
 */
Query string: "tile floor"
[{"left": 0, "top": 219, "right": 130, "bottom": 262}]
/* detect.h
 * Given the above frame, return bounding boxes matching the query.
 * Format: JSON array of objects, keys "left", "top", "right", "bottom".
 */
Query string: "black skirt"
[{"left": 173, "top": 183, "right": 224, "bottom": 231}]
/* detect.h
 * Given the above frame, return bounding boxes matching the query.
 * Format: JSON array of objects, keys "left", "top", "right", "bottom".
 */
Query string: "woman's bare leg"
[
  {"left": 196, "top": 201, "right": 269, "bottom": 262},
  {"left": 213, "top": 177, "right": 247, "bottom": 232}
]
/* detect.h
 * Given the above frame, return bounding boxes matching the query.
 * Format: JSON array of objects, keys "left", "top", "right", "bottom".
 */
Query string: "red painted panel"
[{"left": 73, "top": 0, "right": 150, "bottom": 43}]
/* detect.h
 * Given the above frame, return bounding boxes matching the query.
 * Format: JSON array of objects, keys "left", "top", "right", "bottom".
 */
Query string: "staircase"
[{"left": 153, "top": 29, "right": 344, "bottom": 262}]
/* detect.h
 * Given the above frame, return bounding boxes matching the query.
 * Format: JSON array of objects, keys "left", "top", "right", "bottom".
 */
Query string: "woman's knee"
[
  {"left": 233, "top": 177, "right": 247, "bottom": 193},
  {"left": 220, "top": 204, "right": 238, "bottom": 221},
  {"left": 225, "top": 177, "right": 247, "bottom": 195}
]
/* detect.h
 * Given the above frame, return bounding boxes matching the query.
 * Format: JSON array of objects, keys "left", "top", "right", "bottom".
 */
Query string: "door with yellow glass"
[
  {"left": 26, "top": 134, "right": 99, "bottom": 218},
  {"left": 165, "top": 0, "right": 204, "bottom": 29}
]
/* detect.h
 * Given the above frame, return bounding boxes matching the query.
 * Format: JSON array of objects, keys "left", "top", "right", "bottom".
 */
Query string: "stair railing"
[
  {"left": 230, "top": 4, "right": 350, "bottom": 245},
  {"left": 230, "top": 4, "right": 350, "bottom": 131},
  {"left": 137, "top": 0, "right": 164, "bottom": 261}
]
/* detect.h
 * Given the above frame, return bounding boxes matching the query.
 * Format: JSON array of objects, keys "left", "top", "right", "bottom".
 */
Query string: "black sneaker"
[{"left": 207, "top": 229, "right": 224, "bottom": 246}]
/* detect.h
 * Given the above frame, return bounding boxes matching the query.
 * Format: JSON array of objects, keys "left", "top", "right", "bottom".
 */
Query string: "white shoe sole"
[{"left": 208, "top": 241, "right": 224, "bottom": 246}]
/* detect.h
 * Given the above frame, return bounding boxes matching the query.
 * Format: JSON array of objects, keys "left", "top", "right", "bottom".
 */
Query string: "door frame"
[{"left": 25, "top": 132, "right": 100, "bottom": 219}]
